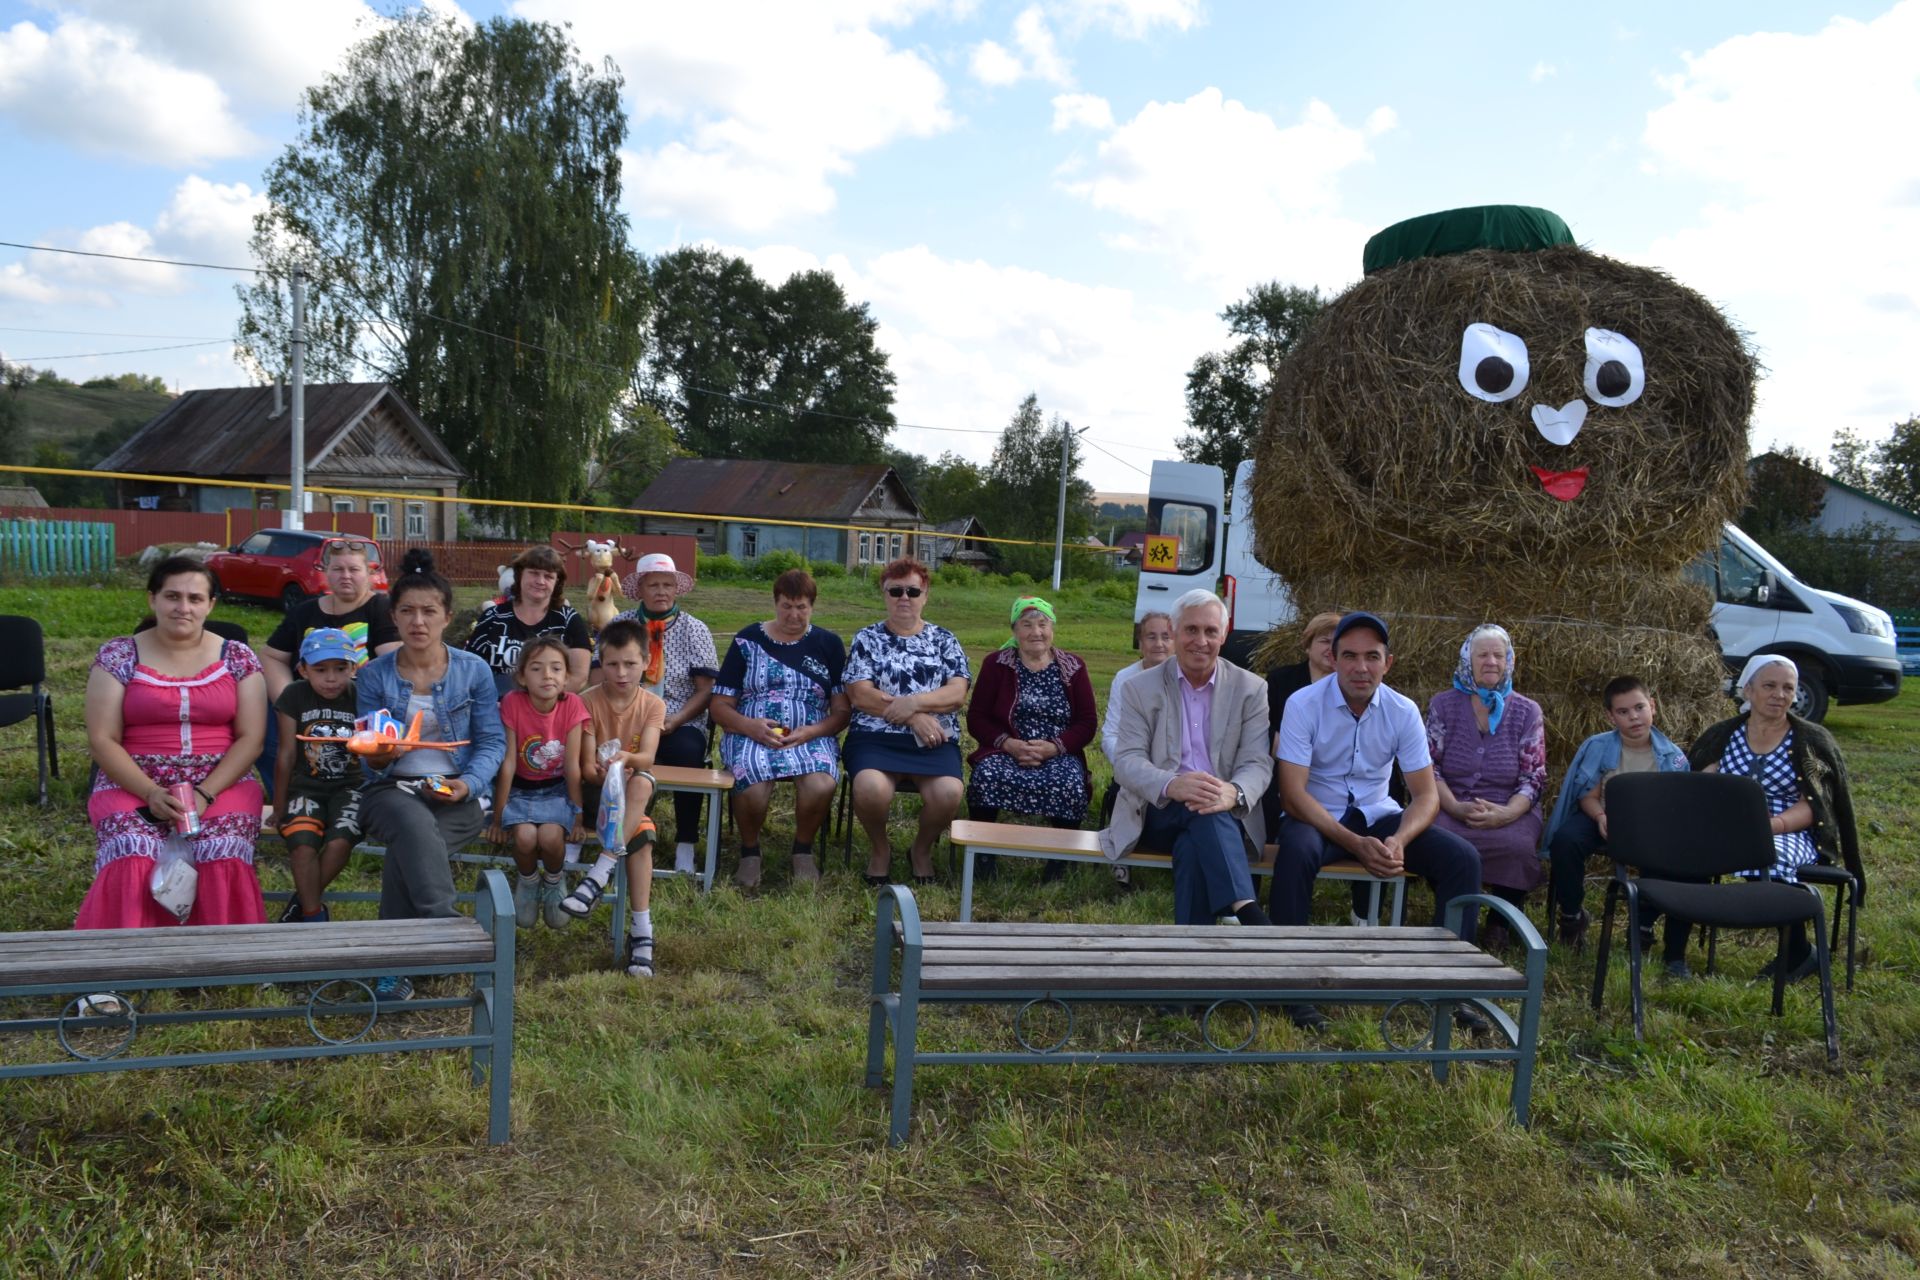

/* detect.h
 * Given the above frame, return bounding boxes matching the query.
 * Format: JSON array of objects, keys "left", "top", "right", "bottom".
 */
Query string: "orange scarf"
[{"left": 644, "top": 618, "right": 668, "bottom": 685}]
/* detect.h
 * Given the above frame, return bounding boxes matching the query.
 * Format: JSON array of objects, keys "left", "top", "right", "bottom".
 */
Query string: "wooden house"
[{"left": 632, "top": 459, "right": 924, "bottom": 570}]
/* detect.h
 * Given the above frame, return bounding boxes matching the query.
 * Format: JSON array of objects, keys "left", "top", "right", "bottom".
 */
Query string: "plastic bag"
[
  {"left": 597, "top": 759, "right": 627, "bottom": 851},
  {"left": 149, "top": 834, "right": 198, "bottom": 924}
]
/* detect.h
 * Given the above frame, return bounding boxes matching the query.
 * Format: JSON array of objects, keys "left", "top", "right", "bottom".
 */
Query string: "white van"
[
  {"left": 1134, "top": 463, "right": 1903, "bottom": 721},
  {"left": 1134, "top": 459, "right": 1291, "bottom": 669},
  {"left": 1686, "top": 522, "right": 1902, "bottom": 721}
]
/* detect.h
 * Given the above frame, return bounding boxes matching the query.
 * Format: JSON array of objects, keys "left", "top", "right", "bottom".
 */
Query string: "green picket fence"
[{"left": 0, "top": 519, "right": 116, "bottom": 576}]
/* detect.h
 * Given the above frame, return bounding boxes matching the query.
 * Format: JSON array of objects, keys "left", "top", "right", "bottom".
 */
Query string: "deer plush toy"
[{"left": 580, "top": 539, "right": 627, "bottom": 637}]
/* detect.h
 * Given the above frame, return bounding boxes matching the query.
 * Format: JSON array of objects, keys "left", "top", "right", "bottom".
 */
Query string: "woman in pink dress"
[{"left": 77, "top": 555, "right": 268, "bottom": 928}]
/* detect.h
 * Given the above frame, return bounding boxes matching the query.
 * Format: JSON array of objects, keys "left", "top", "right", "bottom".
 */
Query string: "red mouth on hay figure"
[{"left": 1530, "top": 466, "right": 1589, "bottom": 501}]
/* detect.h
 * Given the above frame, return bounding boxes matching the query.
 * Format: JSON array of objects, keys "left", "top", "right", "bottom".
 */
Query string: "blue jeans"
[
  {"left": 1138, "top": 801, "right": 1257, "bottom": 926},
  {"left": 1269, "top": 808, "right": 1481, "bottom": 942}
]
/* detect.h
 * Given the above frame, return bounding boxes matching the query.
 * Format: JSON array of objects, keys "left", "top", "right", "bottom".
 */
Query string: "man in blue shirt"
[{"left": 1270, "top": 613, "right": 1483, "bottom": 1028}]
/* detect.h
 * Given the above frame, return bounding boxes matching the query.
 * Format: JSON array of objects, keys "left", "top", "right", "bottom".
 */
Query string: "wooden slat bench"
[
  {"left": 865, "top": 885, "right": 1543, "bottom": 1145},
  {"left": 0, "top": 870, "right": 517, "bottom": 1144},
  {"left": 950, "top": 820, "right": 1407, "bottom": 926}
]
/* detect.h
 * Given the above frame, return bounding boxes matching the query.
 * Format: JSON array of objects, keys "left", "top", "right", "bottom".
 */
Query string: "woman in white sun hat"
[{"left": 607, "top": 553, "right": 718, "bottom": 874}]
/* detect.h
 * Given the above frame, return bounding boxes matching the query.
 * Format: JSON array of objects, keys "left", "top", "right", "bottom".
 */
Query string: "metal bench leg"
[
  {"left": 1390, "top": 878, "right": 1406, "bottom": 927},
  {"left": 1364, "top": 880, "right": 1381, "bottom": 927},
  {"left": 703, "top": 791, "right": 721, "bottom": 893},
  {"left": 474, "top": 869, "right": 515, "bottom": 1145},
  {"left": 1512, "top": 927, "right": 1546, "bottom": 1126},
  {"left": 889, "top": 985, "right": 920, "bottom": 1148},
  {"left": 959, "top": 846, "right": 977, "bottom": 923},
  {"left": 610, "top": 856, "right": 628, "bottom": 968},
  {"left": 1429, "top": 999, "right": 1452, "bottom": 1083},
  {"left": 1811, "top": 899, "right": 1839, "bottom": 1063}
]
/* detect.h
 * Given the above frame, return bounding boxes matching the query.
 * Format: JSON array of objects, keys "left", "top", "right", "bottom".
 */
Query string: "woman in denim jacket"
[{"left": 358, "top": 551, "right": 507, "bottom": 921}]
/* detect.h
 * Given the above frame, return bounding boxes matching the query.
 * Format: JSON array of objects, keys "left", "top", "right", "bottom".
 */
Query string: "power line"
[
  {"left": 0, "top": 241, "right": 1169, "bottom": 467},
  {"left": 3, "top": 339, "right": 233, "bottom": 361},
  {"left": 0, "top": 240, "right": 259, "bottom": 274},
  {"left": 1082, "top": 435, "right": 1151, "bottom": 477},
  {"left": 0, "top": 325, "right": 228, "bottom": 340}
]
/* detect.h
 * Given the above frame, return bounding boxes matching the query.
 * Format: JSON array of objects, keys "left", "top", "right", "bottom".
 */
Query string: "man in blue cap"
[{"left": 1269, "top": 611, "right": 1484, "bottom": 1031}]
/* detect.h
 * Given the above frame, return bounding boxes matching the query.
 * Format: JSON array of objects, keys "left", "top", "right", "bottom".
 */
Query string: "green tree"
[
  {"left": 1870, "top": 415, "right": 1920, "bottom": 512},
  {"left": 1742, "top": 446, "right": 1828, "bottom": 539},
  {"left": 583, "top": 402, "right": 682, "bottom": 516},
  {"left": 982, "top": 393, "right": 1093, "bottom": 542},
  {"left": 639, "top": 248, "right": 895, "bottom": 462},
  {"left": 1180, "top": 282, "right": 1325, "bottom": 476},
  {"left": 916, "top": 451, "right": 986, "bottom": 524},
  {"left": 235, "top": 10, "right": 645, "bottom": 533}
]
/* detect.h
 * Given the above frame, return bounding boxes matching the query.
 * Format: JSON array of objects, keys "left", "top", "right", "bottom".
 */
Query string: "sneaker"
[
  {"left": 791, "top": 853, "right": 821, "bottom": 887},
  {"left": 1556, "top": 908, "right": 1591, "bottom": 949},
  {"left": 1285, "top": 1004, "right": 1330, "bottom": 1033},
  {"left": 513, "top": 876, "right": 539, "bottom": 929},
  {"left": 279, "top": 896, "right": 304, "bottom": 924},
  {"left": 373, "top": 975, "right": 414, "bottom": 1003},
  {"left": 1453, "top": 1004, "right": 1493, "bottom": 1037},
  {"left": 734, "top": 855, "right": 763, "bottom": 890},
  {"left": 539, "top": 878, "right": 570, "bottom": 930},
  {"left": 673, "top": 844, "right": 697, "bottom": 875},
  {"left": 1663, "top": 959, "right": 1694, "bottom": 981},
  {"left": 625, "top": 932, "right": 655, "bottom": 979}
]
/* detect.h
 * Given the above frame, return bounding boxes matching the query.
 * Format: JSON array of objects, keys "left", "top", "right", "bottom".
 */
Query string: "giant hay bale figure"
[{"left": 1252, "top": 206, "right": 1756, "bottom": 764}]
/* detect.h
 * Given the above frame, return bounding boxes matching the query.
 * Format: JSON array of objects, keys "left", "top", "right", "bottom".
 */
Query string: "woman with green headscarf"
[{"left": 965, "top": 596, "right": 1098, "bottom": 875}]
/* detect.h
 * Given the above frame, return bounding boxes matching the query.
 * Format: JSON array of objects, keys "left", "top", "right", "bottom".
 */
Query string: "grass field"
[{"left": 0, "top": 573, "right": 1917, "bottom": 1278}]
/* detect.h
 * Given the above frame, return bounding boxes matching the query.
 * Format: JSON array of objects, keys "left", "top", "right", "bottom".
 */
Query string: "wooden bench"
[
  {"left": 949, "top": 820, "right": 1408, "bottom": 926},
  {"left": 0, "top": 870, "right": 517, "bottom": 1144},
  {"left": 865, "top": 885, "right": 1542, "bottom": 1145}
]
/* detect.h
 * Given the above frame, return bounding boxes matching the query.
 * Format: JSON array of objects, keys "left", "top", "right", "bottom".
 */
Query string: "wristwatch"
[{"left": 1232, "top": 782, "right": 1247, "bottom": 811}]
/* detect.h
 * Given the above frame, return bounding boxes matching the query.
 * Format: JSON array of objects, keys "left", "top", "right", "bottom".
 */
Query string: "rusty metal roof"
[
  {"left": 96, "top": 382, "right": 463, "bottom": 481},
  {"left": 634, "top": 459, "right": 917, "bottom": 520}
]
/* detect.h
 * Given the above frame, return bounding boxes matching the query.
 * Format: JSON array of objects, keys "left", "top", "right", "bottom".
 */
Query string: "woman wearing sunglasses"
[{"left": 842, "top": 557, "right": 971, "bottom": 885}]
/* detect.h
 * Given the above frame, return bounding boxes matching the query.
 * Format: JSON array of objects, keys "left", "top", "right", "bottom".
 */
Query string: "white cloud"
[
  {"left": 1055, "top": 0, "right": 1202, "bottom": 39},
  {"left": 1060, "top": 88, "right": 1393, "bottom": 288},
  {"left": 1012, "top": 6, "right": 1071, "bottom": 85},
  {"left": 515, "top": 2, "right": 955, "bottom": 232},
  {"left": 0, "top": 262, "right": 61, "bottom": 305},
  {"left": 49, "top": 0, "right": 378, "bottom": 110},
  {"left": 1529, "top": 60, "right": 1556, "bottom": 83},
  {"left": 0, "top": 16, "right": 257, "bottom": 165},
  {"left": 970, "top": 39, "right": 1025, "bottom": 87},
  {"left": 1051, "top": 92, "right": 1113, "bottom": 131},
  {"left": 153, "top": 176, "right": 269, "bottom": 266},
  {"left": 1639, "top": 1, "right": 1920, "bottom": 453},
  {"left": 675, "top": 237, "right": 1215, "bottom": 487}
]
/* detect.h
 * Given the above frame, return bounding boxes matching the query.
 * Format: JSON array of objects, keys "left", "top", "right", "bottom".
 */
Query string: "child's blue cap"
[{"left": 299, "top": 627, "right": 359, "bottom": 667}]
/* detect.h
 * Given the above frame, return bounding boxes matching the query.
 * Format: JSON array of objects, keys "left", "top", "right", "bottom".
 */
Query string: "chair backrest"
[
  {"left": 1605, "top": 771, "right": 1775, "bottom": 880},
  {"left": 0, "top": 616, "right": 46, "bottom": 688},
  {"left": 133, "top": 617, "right": 251, "bottom": 646}
]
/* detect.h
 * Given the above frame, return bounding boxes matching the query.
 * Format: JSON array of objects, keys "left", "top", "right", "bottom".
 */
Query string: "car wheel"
[
  {"left": 1791, "top": 658, "right": 1830, "bottom": 722},
  {"left": 281, "top": 582, "right": 309, "bottom": 611}
]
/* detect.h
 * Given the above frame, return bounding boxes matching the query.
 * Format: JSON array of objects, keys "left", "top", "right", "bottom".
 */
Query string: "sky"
[{"left": 2, "top": 0, "right": 1917, "bottom": 495}]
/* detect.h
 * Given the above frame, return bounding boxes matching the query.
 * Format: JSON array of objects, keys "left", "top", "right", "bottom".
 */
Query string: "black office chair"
[
  {"left": 1590, "top": 770, "right": 1837, "bottom": 1062},
  {"left": 0, "top": 616, "right": 59, "bottom": 805}
]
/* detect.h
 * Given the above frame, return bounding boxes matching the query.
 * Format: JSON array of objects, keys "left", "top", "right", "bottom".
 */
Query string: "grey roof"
[
  {"left": 97, "top": 382, "right": 463, "bottom": 481},
  {"left": 634, "top": 458, "right": 917, "bottom": 520}
]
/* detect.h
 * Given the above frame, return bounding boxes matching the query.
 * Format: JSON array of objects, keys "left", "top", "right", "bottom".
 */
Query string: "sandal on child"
[
  {"left": 559, "top": 876, "right": 607, "bottom": 920},
  {"left": 863, "top": 873, "right": 889, "bottom": 888},
  {"left": 625, "top": 932, "right": 655, "bottom": 979}
]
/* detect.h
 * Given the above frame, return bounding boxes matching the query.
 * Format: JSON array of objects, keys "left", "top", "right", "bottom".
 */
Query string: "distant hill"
[{"left": 1, "top": 375, "right": 173, "bottom": 507}]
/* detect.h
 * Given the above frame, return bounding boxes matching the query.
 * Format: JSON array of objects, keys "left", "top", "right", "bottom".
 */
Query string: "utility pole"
[
  {"left": 286, "top": 267, "right": 307, "bottom": 531},
  {"left": 1050, "top": 423, "right": 1090, "bottom": 591}
]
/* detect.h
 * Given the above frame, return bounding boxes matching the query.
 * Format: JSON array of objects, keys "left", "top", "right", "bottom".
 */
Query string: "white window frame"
[
  {"left": 370, "top": 499, "right": 392, "bottom": 539},
  {"left": 404, "top": 501, "right": 428, "bottom": 539},
  {"left": 741, "top": 526, "right": 759, "bottom": 559},
  {"left": 331, "top": 498, "right": 355, "bottom": 514},
  {"left": 858, "top": 532, "right": 871, "bottom": 564},
  {"left": 890, "top": 533, "right": 904, "bottom": 561}
]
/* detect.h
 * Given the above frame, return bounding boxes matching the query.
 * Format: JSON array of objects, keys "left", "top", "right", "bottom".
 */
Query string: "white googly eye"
[
  {"left": 1458, "top": 323, "right": 1530, "bottom": 403},
  {"left": 1584, "top": 327, "right": 1644, "bottom": 407}
]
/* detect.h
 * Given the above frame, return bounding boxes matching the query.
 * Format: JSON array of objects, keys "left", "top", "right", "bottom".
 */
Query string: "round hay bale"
[
  {"left": 1261, "top": 564, "right": 1729, "bottom": 772},
  {"left": 1251, "top": 245, "right": 1756, "bottom": 577}
]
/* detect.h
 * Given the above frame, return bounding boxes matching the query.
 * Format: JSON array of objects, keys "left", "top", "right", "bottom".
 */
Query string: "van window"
[
  {"left": 1152, "top": 501, "right": 1214, "bottom": 573},
  {"left": 1715, "top": 537, "right": 1769, "bottom": 605}
]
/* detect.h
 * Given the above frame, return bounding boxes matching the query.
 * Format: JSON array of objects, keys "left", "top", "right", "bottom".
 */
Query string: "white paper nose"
[{"left": 1531, "top": 399, "right": 1588, "bottom": 447}]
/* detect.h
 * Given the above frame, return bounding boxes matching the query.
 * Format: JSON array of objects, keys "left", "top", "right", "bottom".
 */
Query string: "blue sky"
[{"left": 3, "top": 0, "right": 1916, "bottom": 493}]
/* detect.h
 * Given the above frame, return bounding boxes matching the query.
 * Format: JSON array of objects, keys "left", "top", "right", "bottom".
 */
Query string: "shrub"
[
  {"left": 935, "top": 563, "right": 973, "bottom": 588},
  {"left": 749, "top": 548, "right": 808, "bottom": 580},
  {"left": 1007, "top": 571, "right": 1035, "bottom": 587},
  {"left": 808, "top": 558, "right": 847, "bottom": 579},
  {"left": 1094, "top": 578, "right": 1133, "bottom": 603},
  {"left": 697, "top": 553, "right": 744, "bottom": 580}
]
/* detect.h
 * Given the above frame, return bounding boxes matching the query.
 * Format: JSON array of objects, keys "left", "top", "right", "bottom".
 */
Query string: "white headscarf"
[{"left": 1737, "top": 652, "right": 1795, "bottom": 713}]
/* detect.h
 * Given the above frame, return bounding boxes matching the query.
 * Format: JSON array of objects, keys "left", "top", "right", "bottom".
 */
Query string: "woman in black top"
[{"left": 464, "top": 545, "right": 592, "bottom": 696}]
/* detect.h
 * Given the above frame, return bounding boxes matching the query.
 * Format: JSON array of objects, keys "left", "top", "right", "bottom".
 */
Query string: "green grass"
[{"left": 2, "top": 576, "right": 1918, "bottom": 1277}]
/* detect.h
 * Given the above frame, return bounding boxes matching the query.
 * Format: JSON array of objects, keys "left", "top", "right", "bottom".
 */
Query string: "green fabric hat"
[
  {"left": 1362, "top": 205, "right": 1575, "bottom": 276},
  {"left": 1000, "top": 595, "right": 1057, "bottom": 647}
]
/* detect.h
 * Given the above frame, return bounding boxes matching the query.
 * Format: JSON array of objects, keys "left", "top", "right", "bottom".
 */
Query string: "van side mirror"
[{"left": 1754, "top": 569, "right": 1775, "bottom": 606}]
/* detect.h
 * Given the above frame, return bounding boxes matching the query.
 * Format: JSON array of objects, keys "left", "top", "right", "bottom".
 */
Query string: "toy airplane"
[{"left": 297, "top": 709, "right": 469, "bottom": 755}]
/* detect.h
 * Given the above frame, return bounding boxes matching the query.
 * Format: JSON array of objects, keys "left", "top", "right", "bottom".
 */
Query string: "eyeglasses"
[{"left": 885, "top": 585, "right": 924, "bottom": 599}]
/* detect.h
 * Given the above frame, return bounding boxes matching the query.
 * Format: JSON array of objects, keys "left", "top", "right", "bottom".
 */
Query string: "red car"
[{"left": 205, "top": 530, "right": 389, "bottom": 608}]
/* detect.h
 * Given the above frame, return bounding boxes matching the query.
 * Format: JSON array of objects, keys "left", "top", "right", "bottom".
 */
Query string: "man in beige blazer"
[{"left": 1101, "top": 589, "right": 1273, "bottom": 929}]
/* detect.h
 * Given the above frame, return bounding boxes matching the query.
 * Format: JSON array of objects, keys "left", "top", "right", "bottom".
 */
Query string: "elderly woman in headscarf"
[
  {"left": 1678, "top": 653, "right": 1861, "bottom": 981},
  {"left": 965, "top": 595, "right": 1098, "bottom": 878},
  {"left": 1424, "top": 623, "right": 1548, "bottom": 940}
]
